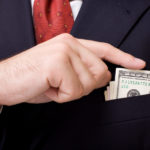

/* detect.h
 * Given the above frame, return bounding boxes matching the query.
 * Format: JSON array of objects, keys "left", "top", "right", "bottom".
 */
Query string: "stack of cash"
[{"left": 104, "top": 68, "right": 150, "bottom": 101}]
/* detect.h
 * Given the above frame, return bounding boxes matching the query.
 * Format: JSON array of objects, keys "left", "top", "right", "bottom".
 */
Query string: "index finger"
[{"left": 77, "top": 39, "right": 146, "bottom": 69}]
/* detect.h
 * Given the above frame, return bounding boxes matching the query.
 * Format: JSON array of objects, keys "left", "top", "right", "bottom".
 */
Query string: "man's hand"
[{"left": 0, "top": 34, "right": 145, "bottom": 105}]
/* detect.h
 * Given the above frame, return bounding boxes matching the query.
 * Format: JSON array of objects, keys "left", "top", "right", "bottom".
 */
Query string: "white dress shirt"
[{"left": 31, "top": 0, "right": 83, "bottom": 20}]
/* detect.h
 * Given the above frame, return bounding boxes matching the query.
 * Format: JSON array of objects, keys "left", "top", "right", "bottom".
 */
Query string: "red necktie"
[{"left": 33, "top": 0, "right": 74, "bottom": 44}]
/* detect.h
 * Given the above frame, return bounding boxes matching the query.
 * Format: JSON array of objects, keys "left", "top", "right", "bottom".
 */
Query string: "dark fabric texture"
[{"left": 0, "top": 0, "right": 150, "bottom": 149}]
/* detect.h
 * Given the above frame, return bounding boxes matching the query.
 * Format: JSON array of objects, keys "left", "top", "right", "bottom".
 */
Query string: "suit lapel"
[
  {"left": 0, "top": 0, "right": 35, "bottom": 59},
  {"left": 71, "top": 0, "right": 150, "bottom": 47},
  {"left": 0, "top": 0, "right": 149, "bottom": 58}
]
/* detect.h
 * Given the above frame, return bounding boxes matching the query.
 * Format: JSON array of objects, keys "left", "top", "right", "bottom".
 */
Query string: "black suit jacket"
[{"left": 0, "top": 0, "right": 150, "bottom": 149}]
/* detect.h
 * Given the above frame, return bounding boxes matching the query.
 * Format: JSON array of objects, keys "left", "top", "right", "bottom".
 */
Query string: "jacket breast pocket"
[{"left": 100, "top": 94, "right": 150, "bottom": 125}]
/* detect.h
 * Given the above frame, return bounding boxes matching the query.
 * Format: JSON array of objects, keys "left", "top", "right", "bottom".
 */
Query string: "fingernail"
[{"left": 135, "top": 58, "right": 146, "bottom": 66}]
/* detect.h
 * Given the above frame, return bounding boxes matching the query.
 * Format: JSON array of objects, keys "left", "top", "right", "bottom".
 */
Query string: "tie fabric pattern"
[{"left": 33, "top": 0, "right": 74, "bottom": 44}]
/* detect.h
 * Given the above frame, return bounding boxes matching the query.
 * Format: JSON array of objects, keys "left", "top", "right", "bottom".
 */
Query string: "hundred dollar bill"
[
  {"left": 104, "top": 68, "right": 150, "bottom": 101},
  {"left": 114, "top": 68, "right": 150, "bottom": 99},
  {"left": 109, "top": 81, "right": 115, "bottom": 99},
  {"left": 104, "top": 90, "right": 108, "bottom": 101},
  {"left": 104, "top": 82, "right": 115, "bottom": 100}
]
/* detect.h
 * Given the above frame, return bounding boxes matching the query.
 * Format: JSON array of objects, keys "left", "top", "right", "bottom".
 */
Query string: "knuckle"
[
  {"left": 102, "top": 42, "right": 112, "bottom": 50},
  {"left": 103, "top": 42, "right": 112, "bottom": 47},
  {"left": 98, "top": 65, "right": 108, "bottom": 77},
  {"left": 58, "top": 33, "right": 74, "bottom": 41},
  {"left": 103, "top": 65, "right": 109, "bottom": 75},
  {"left": 96, "top": 72, "right": 111, "bottom": 88},
  {"left": 103, "top": 64, "right": 109, "bottom": 72},
  {"left": 54, "top": 44, "right": 71, "bottom": 61},
  {"left": 103, "top": 43, "right": 114, "bottom": 53},
  {"left": 58, "top": 42, "right": 70, "bottom": 53},
  {"left": 105, "top": 72, "right": 111, "bottom": 83},
  {"left": 127, "top": 54, "right": 135, "bottom": 62},
  {"left": 100, "top": 43, "right": 111, "bottom": 57},
  {"left": 102, "top": 75, "right": 111, "bottom": 87},
  {"left": 95, "top": 65, "right": 109, "bottom": 83}
]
